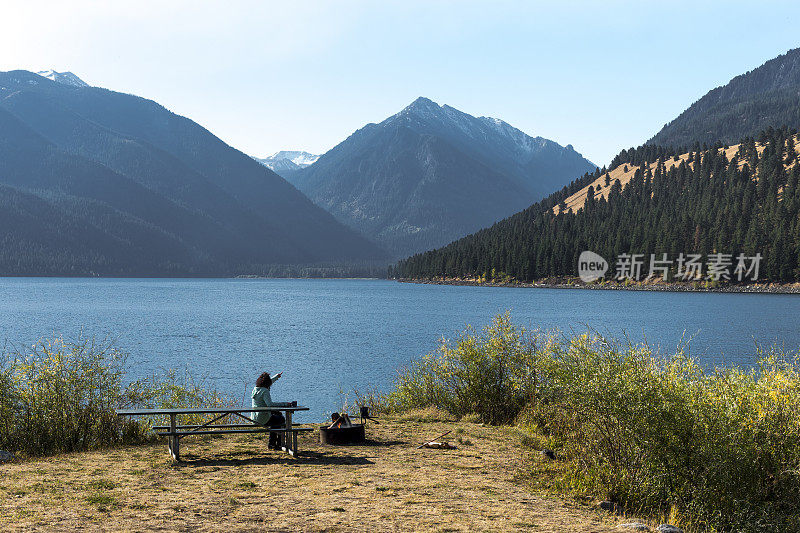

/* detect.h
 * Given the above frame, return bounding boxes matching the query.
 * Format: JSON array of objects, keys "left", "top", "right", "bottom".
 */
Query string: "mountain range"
[
  {"left": 649, "top": 47, "right": 800, "bottom": 148},
  {"left": 0, "top": 70, "right": 385, "bottom": 275},
  {"left": 5, "top": 45, "right": 799, "bottom": 277},
  {"left": 396, "top": 47, "right": 800, "bottom": 282},
  {"left": 285, "top": 97, "right": 596, "bottom": 257}
]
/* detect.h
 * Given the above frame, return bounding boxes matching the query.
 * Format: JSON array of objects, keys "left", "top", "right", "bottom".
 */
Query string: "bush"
[
  {"left": 530, "top": 335, "right": 800, "bottom": 531},
  {"left": 382, "top": 312, "right": 539, "bottom": 424},
  {"left": 373, "top": 312, "right": 800, "bottom": 532},
  {"left": 0, "top": 335, "right": 230, "bottom": 457},
  {"left": 120, "top": 368, "right": 232, "bottom": 430}
]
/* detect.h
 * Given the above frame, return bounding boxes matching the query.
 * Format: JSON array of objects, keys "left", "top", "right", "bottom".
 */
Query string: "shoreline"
[{"left": 398, "top": 277, "right": 800, "bottom": 294}]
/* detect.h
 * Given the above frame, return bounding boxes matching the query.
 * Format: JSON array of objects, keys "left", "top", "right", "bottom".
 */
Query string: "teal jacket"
[{"left": 250, "top": 374, "right": 285, "bottom": 425}]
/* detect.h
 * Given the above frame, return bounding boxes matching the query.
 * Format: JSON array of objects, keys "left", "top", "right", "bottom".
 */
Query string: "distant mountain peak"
[
  {"left": 255, "top": 150, "right": 319, "bottom": 174},
  {"left": 398, "top": 96, "right": 442, "bottom": 117},
  {"left": 36, "top": 70, "right": 89, "bottom": 87},
  {"left": 408, "top": 96, "right": 437, "bottom": 107},
  {"left": 397, "top": 98, "right": 550, "bottom": 154},
  {"left": 268, "top": 150, "right": 319, "bottom": 164},
  {"left": 289, "top": 98, "right": 596, "bottom": 257}
]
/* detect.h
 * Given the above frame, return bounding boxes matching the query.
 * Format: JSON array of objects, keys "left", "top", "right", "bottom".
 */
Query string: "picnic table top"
[{"left": 116, "top": 406, "right": 309, "bottom": 416}]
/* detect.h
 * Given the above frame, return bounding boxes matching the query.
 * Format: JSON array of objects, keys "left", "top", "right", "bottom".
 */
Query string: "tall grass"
[
  {"left": 366, "top": 313, "right": 800, "bottom": 532},
  {"left": 0, "top": 335, "right": 230, "bottom": 457}
]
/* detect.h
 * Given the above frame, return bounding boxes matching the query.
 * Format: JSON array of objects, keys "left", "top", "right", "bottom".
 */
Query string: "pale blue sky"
[{"left": 2, "top": 1, "right": 799, "bottom": 166}]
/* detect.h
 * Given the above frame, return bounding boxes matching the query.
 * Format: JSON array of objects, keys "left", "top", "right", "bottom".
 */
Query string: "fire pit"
[
  {"left": 320, "top": 424, "right": 365, "bottom": 445},
  {"left": 319, "top": 412, "right": 366, "bottom": 445}
]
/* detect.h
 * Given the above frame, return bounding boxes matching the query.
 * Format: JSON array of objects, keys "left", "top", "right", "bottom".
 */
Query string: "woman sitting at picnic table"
[{"left": 251, "top": 371, "right": 291, "bottom": 450}]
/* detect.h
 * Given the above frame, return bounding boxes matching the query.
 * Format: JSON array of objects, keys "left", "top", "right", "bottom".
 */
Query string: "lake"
[{"left": 1, "top": 278, "right": 798, "bottom": 420}]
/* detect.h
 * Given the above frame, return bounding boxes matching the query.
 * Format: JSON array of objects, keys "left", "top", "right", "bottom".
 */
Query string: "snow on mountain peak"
[
  {"left": 392, "top": 97, "right": 550, "bottom": 159},
  {"left": 406, "top": 96, "right": 438, "bottom": 110},
  {"left": 36, "top": 70, "right": 89, "bottom": 87},
  {"left": 380, "top": 98, "right": 592, "bottom": 168},
  {"left": 268, "top": 150, "right": 319, "bottom": 167},
  {"left": 397, "top": 96, "right": 443, "bottom": 119},
  {"left": 255, "top": 150, "right": 320, "bottom": 172}
]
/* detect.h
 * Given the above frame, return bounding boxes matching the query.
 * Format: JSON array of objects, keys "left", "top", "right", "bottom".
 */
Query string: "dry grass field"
[
  {"left": 0, "top": 412, "right": 634, "bottom": 532},
  {"left": 554, "top": 134, "right": 798, "bottom": 215}
]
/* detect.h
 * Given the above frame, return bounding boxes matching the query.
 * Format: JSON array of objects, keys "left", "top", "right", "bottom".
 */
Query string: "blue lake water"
[{"left": 1, "top": 278, "right": 799, "bottom": 421}]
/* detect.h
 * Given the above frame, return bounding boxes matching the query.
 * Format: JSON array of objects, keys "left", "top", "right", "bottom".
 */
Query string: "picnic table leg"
[
  {"left": 167, "top": 414, "right": 173, "bottom": 458},
  {"left": 168, "top": 413, "right": 180, "bottom": 461},
  {"left": 283, "top": 410, "right": 293, "bottom": 455}
]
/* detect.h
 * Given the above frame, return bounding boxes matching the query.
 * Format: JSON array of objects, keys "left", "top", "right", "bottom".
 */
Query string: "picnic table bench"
[{"left": 116, "top": 406, "right": 311, "bottom": 461}]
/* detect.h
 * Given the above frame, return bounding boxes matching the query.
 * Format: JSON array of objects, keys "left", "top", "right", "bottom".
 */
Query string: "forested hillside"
[
  {"left": 0, "top": 70, "right": 385, "bottom": 276},
  {"left": 395, "top": 127, "right": 800, "bottom": 283}
]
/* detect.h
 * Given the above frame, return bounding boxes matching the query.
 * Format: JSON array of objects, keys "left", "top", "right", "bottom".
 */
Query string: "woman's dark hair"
[{"left": 256, "top": 372, "right": 271, "bottom": 388}]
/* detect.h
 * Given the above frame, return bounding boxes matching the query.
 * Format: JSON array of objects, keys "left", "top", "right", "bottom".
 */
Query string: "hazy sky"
[{"left": 2, "top": 1, "right": 799, "bottom": 166}]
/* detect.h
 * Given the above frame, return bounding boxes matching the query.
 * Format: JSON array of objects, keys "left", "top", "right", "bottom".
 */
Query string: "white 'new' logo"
[{"left": 578, "top": 251, "right": 608, "bottom": 282}]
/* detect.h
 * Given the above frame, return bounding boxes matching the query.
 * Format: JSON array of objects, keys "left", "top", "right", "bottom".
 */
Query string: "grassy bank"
[
  {"left": 0, "top": 412, "right": 626, "bottom": 532},
  {"left": 359, "top": 313, "right": 800, "bottom": 532}
]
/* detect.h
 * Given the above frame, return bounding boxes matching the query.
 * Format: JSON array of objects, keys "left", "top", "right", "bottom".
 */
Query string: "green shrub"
[
  {"left": 382, "top": 312, "right": 539, "bottom": 424},
  {"left": 120, "top": 367, "right": 232, "bottom": 430},
  {"left": 372, "top": 312, "right": 800, "bottom": 532},
  {"left": 0, "top": 335, "right": 230, "bottom": 457},
  {"left": 528, "top": 334, "right": 800, "bottom": 531}
]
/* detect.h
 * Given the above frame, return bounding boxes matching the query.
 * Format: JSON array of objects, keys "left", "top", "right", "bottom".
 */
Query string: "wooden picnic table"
[{"left": 116, "top": 406, "right": 311, "bottom": 461}]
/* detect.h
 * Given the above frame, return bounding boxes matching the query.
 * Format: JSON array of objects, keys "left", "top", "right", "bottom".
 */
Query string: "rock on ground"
[
  {"left": 599, "top": 500, "right": 619, "bottom": 512},
  {"left": 540, "top": 449, "right": 556, "bottom": 460}
]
